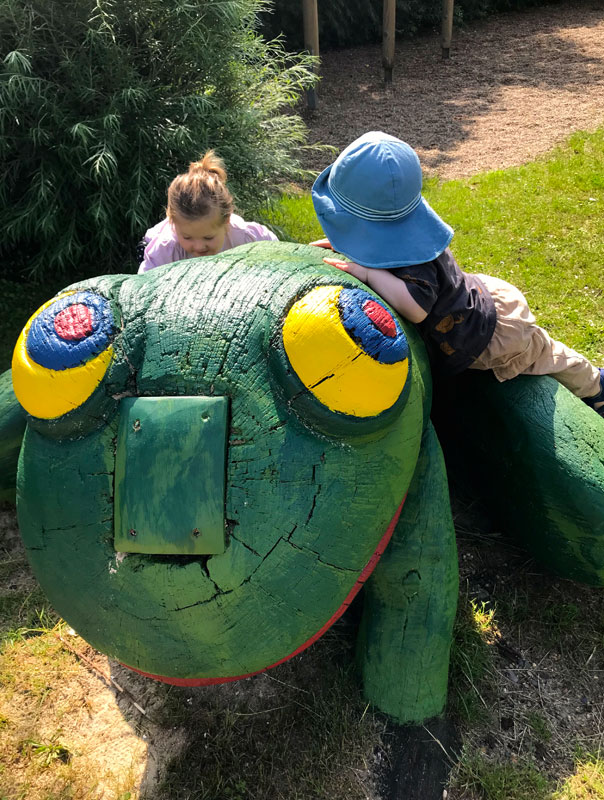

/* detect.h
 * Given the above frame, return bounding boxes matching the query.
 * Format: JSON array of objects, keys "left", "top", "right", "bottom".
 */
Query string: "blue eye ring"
[
  {"left": 338, "top": 288, "right": 409, "bottom": 364},
  {"left": 26, "top": 292, "right": 114, "bottom": 370}
]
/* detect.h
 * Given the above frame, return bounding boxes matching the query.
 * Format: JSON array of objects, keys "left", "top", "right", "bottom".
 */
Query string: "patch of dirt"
[
  {"left": 448, "top": 525, "right": 604, "bottom": 799},
  {"left": 301, "top": 1, "right": 604, "bottom": 180},
  {"left": 0, "top": 505, "right": 186, "bottom": 799}
]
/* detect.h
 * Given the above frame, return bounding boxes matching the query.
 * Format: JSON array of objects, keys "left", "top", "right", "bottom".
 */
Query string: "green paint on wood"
[
  {"left": 114, "top": 396, "right": 228, "bottom": 555},
  {"left": 358, "top": 422, "right": 458, "bottom": 724},
  {"left": 434, "top": 371, "right": 604, "bottom": 585},
  {"left": 16, "top": 244, "right": 431, "bottom": 681},
  {"left": 9, "top": 241, "right": 604, "bottom": 727},
  {"left": 0, "top": 369, "right": 26, "bottom": 502}
]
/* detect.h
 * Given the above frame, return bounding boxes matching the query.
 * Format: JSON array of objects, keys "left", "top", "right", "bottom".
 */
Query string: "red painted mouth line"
[{"left": 124, "top": 495, "right": 407, "bottom": 687}]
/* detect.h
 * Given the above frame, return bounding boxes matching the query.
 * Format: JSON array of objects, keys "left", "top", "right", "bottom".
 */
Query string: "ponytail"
[
  {"left": 187, "top": 150, "right": 228, "bottom": 184},
  {"left": 167, "top": 150, "right": 234, "bottom": 223}
]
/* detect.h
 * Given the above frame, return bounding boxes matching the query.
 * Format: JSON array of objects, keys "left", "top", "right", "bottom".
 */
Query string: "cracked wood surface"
[
  {"left": 15, "top": 242, "right": 458, "bottom": 724},
  {"left": 433, "top": 370, "right": 604, "bottom": 585}
]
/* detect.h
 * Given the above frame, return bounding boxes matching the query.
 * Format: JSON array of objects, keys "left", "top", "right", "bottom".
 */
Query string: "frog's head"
[{"left": 12, "top": 242, "right": 430, "bottom": 683}]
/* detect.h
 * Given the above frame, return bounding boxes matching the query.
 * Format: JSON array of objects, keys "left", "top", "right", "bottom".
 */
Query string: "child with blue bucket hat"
[{"left": 311, "top": 131, "right": 604, "bottom": 417}]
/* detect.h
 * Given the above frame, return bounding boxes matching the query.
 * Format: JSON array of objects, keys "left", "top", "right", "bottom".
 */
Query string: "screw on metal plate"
[
  {"left": 192, "top": 528, "right": 201, "bottom": 537},
  {"left": 132, "top": 419, "right": 141, "bottom": 432},
  {"left": 129, "top": 528, "right": 137, "bottom": 537}
]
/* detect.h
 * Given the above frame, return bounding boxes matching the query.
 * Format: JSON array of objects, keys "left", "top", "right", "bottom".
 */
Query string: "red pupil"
[
  {"left": 363, "top": 300, "right": 396, "bottom": 337},
  {"left": 54, "top": 304, "right": 94, "bottom": 341}
]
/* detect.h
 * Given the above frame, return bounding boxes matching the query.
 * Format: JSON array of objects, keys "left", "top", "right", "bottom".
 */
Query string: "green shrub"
[
  {"left": 0, "top": 0, "right": 316, "bottom": 280},
  {"left": 261, "top": 0, "right": 563, "bottom": 50}
]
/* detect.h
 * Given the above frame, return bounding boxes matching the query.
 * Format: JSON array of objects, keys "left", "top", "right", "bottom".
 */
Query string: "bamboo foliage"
[{"left": 0, "top": 0, "right": 317, "bottom": 279}]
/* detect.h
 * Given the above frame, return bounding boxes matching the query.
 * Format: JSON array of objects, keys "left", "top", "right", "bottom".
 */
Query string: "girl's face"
[{"left": 171, "top": 209, "right": 229, "bottom": 257}]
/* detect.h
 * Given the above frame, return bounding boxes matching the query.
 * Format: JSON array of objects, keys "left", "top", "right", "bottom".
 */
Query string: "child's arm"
[{"left": 323, "top": 257, "right": 428, "bottom": 324}]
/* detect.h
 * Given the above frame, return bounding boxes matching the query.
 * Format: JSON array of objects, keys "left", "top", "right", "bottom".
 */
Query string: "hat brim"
[{"left": 311, "top": 164, "right": 453, "bottom": 269}]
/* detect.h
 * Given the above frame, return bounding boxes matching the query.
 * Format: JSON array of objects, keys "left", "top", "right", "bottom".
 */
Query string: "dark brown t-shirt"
[{"left": 389, "top": 248, "right": 497, "bottom": 375}]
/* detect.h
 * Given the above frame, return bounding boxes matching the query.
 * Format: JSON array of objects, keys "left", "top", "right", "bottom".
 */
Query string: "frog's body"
[{"left": 1, "top": 241, "right": 603, "bottom": 727}]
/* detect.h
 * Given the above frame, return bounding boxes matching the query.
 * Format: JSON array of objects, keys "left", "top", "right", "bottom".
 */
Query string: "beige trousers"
[{"left": 469, "top": 274, "right": 601, "bottom": 399}]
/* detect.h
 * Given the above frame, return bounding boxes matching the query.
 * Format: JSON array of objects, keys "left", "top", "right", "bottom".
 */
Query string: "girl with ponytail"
[{"left": 138, "top": 150, "right": 276, "bottom": 272}]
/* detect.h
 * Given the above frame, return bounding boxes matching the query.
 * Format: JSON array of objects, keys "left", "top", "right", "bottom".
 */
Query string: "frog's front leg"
[{"left": 357, "top": 420, "right": 458, "bottom": 724}]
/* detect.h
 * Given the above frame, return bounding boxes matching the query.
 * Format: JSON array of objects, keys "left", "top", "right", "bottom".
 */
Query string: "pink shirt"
[{"left": 138, "top": 213, "right": 278, "bottom": 273}]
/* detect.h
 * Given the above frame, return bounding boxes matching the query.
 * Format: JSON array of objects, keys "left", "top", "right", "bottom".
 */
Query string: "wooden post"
[
  {"left": 382, "top": 0, "right": 396, "bottom": 85},
  {"left": 302, "top": 0, "right": 319, "bottom": 109},
  {"left": 441, "top": 0, "right": 454, "bottom": 60}
]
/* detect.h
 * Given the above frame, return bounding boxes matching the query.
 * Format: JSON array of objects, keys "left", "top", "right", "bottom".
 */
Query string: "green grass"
[
  {"left": 150, "top": 637, "right": 380, "bottom": 800},
  {"left": 526, "top": 712, "right": 552, "bottom": 744},
  {"left": 266, "top": 128, "right": 604, "bottom": 364},
  {"left": 429, "top": 130, "right": 604, "bottom": 362},
  {"left": 263, "top": 190, "right": 324, "bottom": 246},
  {"left": 454, "top": 751, "right": 554, "bottom": 800},
  {"left": 448, "top": 597, "right": 497, "bottom": 726},
  {"left": 554, "top": 752, "right": 604, "bottom": 799}
]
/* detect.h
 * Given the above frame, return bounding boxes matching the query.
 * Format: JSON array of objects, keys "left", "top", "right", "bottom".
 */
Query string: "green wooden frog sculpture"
[{"left": 1, "top": 241, "right": 603, "bottom": 729}]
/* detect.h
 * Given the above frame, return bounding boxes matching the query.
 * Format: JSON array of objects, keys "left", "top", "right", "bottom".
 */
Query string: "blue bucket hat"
[{"left": 312, "top": 131, "right": 453, "bottom": 269}]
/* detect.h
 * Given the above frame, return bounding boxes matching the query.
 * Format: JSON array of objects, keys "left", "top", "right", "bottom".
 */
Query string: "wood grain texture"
[
  {"left": 433, "top": 370, "right": 604, "bottom": 585},
  {"left": 0, "top": 369, "right": 25, "bottom": 502},
  {"left": 358, "top": 422, "right": 458, "bottom": 724},
  {"left": 7, "top": 241, "right": 604, "bottom": 729},
  {"left": 16, "top": 243, "right": 433, "bottom": 686},
  {"left": 376, "top": 716, "right": 460, "bottom": 800},
  {"left": 114, "top": 396, "right": 228, "bottom": 555}
]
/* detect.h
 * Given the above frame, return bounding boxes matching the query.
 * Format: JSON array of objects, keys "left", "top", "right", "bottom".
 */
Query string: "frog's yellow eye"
[
  {"left": 282, "top": 285, "right": 409, "bottom": 418},
  {"left": 12, "top": 291, "right": 114, "bottom": 419}
]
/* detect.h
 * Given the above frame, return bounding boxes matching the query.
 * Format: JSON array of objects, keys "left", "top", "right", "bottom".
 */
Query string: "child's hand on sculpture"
[
  {"left": 323, "top": 255, "right": 428, "bottom": 324},
  {"left": 310, "top": 131, "right": 604, "bottom": 416}
]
